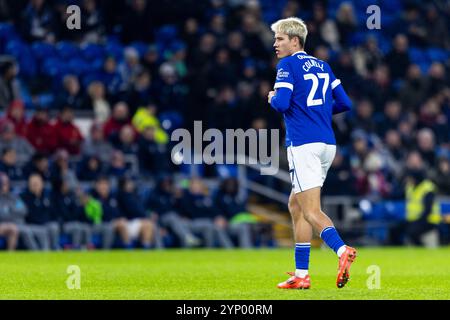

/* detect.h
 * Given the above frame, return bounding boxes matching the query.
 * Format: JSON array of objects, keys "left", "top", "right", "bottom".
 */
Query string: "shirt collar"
[{"left": 291, "top": 50, "right": 307, "bottom": 56}]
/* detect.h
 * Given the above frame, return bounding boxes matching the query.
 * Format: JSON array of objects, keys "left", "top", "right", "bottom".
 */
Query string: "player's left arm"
[
  {"left": 269, "top": 58, "right": 295, "bottom": 112},
  {"left": 329, "top": 65, "right": 352, "bottom": 115}
]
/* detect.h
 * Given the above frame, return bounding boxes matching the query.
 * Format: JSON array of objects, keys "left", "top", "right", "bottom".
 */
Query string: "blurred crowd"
[{"left": 0, "top": 0, "right": 449, "bottom": 249}]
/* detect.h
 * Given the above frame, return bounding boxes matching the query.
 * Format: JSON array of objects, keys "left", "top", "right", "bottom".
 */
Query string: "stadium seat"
[
  {"left": 427, "top": 48, "right": 449, "bottom": 63},
  {"left": 81, "top": 43, "right": 106, "bottom": 62},
  {"left": 105, "top": 40, "right": 124, "bottom": 61},
  {"left": 409, "top": 47, "right": 426, "bottom": 64},
  {"left": 56, "top": 41, "right": 81, "bottom": 60},
  {"left": 31, "top": 41, "right": 57, "bottom": 61},
  {"left": 67, "top": 58, "right": 90, "bottom": 77}
]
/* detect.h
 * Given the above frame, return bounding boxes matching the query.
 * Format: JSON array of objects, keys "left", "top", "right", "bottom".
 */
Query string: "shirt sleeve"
[
  {"left": 329, "top": 65, "right": 352, "bottom": 114},
  {"left": 273, "top": 58, "right": 295, "bottom": 91}
]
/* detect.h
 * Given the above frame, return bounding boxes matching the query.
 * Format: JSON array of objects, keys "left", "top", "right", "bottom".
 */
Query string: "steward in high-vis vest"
[{"left": 404, "top": 169, "right": 441, "bottom": 245}]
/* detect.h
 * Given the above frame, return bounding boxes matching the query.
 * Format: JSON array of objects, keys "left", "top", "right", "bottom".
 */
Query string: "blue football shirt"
[{"left": 271, "top": 51, "right": 344, "bottom": 147}]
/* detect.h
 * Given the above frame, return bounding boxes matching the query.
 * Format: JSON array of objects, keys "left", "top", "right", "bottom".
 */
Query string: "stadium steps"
[
  {"left": 248, "top": 203, "right": 292, "bottom": 248},
  {"left": 248, "top": 202, "right": 324, "bottom": 248}
]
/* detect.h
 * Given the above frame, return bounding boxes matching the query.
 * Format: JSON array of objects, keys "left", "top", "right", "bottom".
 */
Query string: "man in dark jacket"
[
  {"left": 0, "top": 173, "right": 53, "bottom": 250},
  {"left": 88, "top": 176, "right": 120, "bottom": 249},
  {"left": 21, "top": 173, "right": 60, "bottom": 250},
  {"left": 179, "top": 178, "right": 233, "bottom": 248},
  {"left": 146, "top": 175, "right": 199, "bottom": 247},
  {"left": 51, "top": 177, "right": 92, "bottom": 249}
]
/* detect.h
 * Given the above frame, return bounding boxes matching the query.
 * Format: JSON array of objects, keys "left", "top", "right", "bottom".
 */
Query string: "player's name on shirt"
[{"left": 301, "top": 59, "right": 324, "bottom": 72}]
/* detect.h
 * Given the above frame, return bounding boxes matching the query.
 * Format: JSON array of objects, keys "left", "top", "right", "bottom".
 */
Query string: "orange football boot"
[
  {"left": 277, "top": 272, "right": 311, "bottom": 289},
  {"left": 336, "top": 246, "right": 357, "bottom": 288}
]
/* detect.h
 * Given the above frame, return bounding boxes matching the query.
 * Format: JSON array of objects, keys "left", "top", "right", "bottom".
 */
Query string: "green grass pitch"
[{"left": 0, "top": 247, "right": 449, "bottom": 300}]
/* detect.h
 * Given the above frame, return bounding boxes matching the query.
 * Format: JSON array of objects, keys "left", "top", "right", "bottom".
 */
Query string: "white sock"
[
  {"left": 337, "top": 245, "right": 347, "bottom": 258},
  {"left": 295, "top": 269, "right": 308, "bottom": 278}
]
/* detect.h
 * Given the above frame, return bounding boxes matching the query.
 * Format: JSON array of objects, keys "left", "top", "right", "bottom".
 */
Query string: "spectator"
[
  {"left": 312, "top": 2, "right": 340, "bottom": 50},
  {"left": 21, "top": 173, "right": 60, "bottom": 250},
  {"left": 0, "top": 148, "right": 23, "bottom": 180},
  {"left": 388, "top": 167, "right": 442, "bottom": 246},
  {"left": 53, "top": 106, "right": 84, "bottom": 155},
  {"left": 120, "top": 0, "right": 153, "bottom": 44},
  {"left": 25, "top": 106, "right": 57, "bottom": 155},
  {"left": 107, "top": 150, "right": 130, "bottom": 178},
  {"left": 213, "top": 178, "right": 256, "bottom": 248},
  {"left": 429, "top": 154, "right": 450, "bottom": 195},
  {"left": 51, "top": 176, "right": 92, "bottom": 249},
  {"left": 0, "top": 173, "right": 53, "bottom": 251},
  {"left": 385, "top": 34, "right": 411, "bottom": 81},
  {"left": 137, "top": 126, "right": 170, "bottom": 175},
  {"left": 376, "top": 100, "right": 403, "bottom": 138},
  {"left": 3, "top": 99, "right": 28, "bottom": 137},
  {"left": 103, "top": 102, "right": 131, "bottom": 141},
  {"left": 323, "top": 148, "right": 355, "bottom": 196},
  {"left": 23, "top": 152, "right": 51, "bottom": 181},
  {"left": 111, "top": 124, "right": 138, "bottom": 155},
  {"left": 155, "top": 62, "right": 188, "bottom": 113},
  {"left": 0, "top": 58, "right": 20, "bottom": 110},
  {"left": 81, "top": 122, "right": 114, "bottom": 164},
  {"left": 116, "top": 176, "right": 160, "bottom": 248},
  {"left": 353, "top": 36, "right": 383, "bottom": 78},
  {"left": 382, "top": 130, "right": 406, "bottom": 179},
  {"left": 426, "top": 62, "right": 446, "bottom": 97},
  {"left": 416, "top": 128, "right": 436, "bottom": 168},
  {"left": 399, "top": 64, "right": 428, "bottom": 111},
  {"left": 80, "top": 0, "right": 105, "bottom": 43},
  {"left": 19, "top": 0, "right": 55, "bottom": 42},
  {"left": 0, "top": 120, "right": 35, "bottom": 165},
  {"left": 179, "top": 177, "right": 233, "bottom": 248},
  {"left": 54, "top": 75, "right": 84, "bottom": 110},
  {"left": 0, "top": 173, "right": 19, "bottom": 250},
  {"left": 146, "top": 174, "right": 200, "bottom": 247},
  {"left": 347, "top": 99, "right": 377, "bottom": 134},
  {"left": 132, "top": 103, "right": 169, "bottom": 144},
  {"left": 118, "top": 47, "right": 143, "bottom": 91},
  {"left": 99, "top": 56, "right": 122, "bottom": 97},
  {"left": 89, "top": 176, "right": 122, "bottom": 248},
  {"left": 83, "top": 81, "right": 111, "bottom": 123},
  {"left": 124, "top": 70, "right": 155, "bottom": 115},
  {"left": 50, "top": 149, "right": 78, "bottom": 191},
  {"left": 335, "top": 2, "right": 357, "bottom": 47},
  {"left": 77, "top": 154, "right": 104, "bottom": 182},
  {"left": 417, "top": 99, "right": 449, "bottom": 144}
]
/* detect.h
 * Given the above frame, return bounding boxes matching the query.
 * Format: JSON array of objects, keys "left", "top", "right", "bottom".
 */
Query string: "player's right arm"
[{"left": 270, "top": 58, "right": 295, "bottom": 113}]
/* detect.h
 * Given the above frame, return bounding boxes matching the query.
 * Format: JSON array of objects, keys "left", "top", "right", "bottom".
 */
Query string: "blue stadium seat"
[
  {"left": 159, "top": 111, "right": 184, "bottom": 133},
  {"left": 81, "top": 43, "right": 105, "bottom": 61},
  {"left": 155, "top": 25, "right": 178, "bottom": 51},
  {"left": 67, "top": 58, "right": 90, "bottom": 76},
  {"left": 5, "top": 40, "right": 37, "bottom": 78},
  {"left": 31, "top": 41, "right": 57, "bottom": 61},
  {"left": 0, "top": 237, "right": 6, "bottom": 249},
  {"left": 105, "top": 40, "right": 124, "bottom": 62},
  {"left": 427, "top": 48, "right": 449, "bottom": 63},
  {"left": 0, "top": 23, "right": 19, "bottom": 52},
  {"left": 56, "top": 41, "right": 80, "bottom": 60},
  {"left": 409, "top": 47, "right": 426, "bottom": 64}
]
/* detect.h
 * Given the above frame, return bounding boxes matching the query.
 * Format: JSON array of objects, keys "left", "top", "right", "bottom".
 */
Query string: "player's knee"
[{"left": 302, "top": 210, "right": 320, "bottom": 221}]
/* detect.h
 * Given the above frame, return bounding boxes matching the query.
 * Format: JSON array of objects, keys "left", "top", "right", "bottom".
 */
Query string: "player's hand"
[{"left": 268, "top": 90, "right": 275, "bottom": 103}]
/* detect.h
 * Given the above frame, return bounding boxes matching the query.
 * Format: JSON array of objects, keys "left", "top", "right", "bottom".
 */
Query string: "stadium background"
[{"left": 0, "top": 0, "right": 449, "bottom": 252}]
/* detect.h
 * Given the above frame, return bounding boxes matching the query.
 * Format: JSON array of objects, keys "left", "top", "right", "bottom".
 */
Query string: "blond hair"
[{"left": 271, "top": 17, "right": 308, "bottom": 48}]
